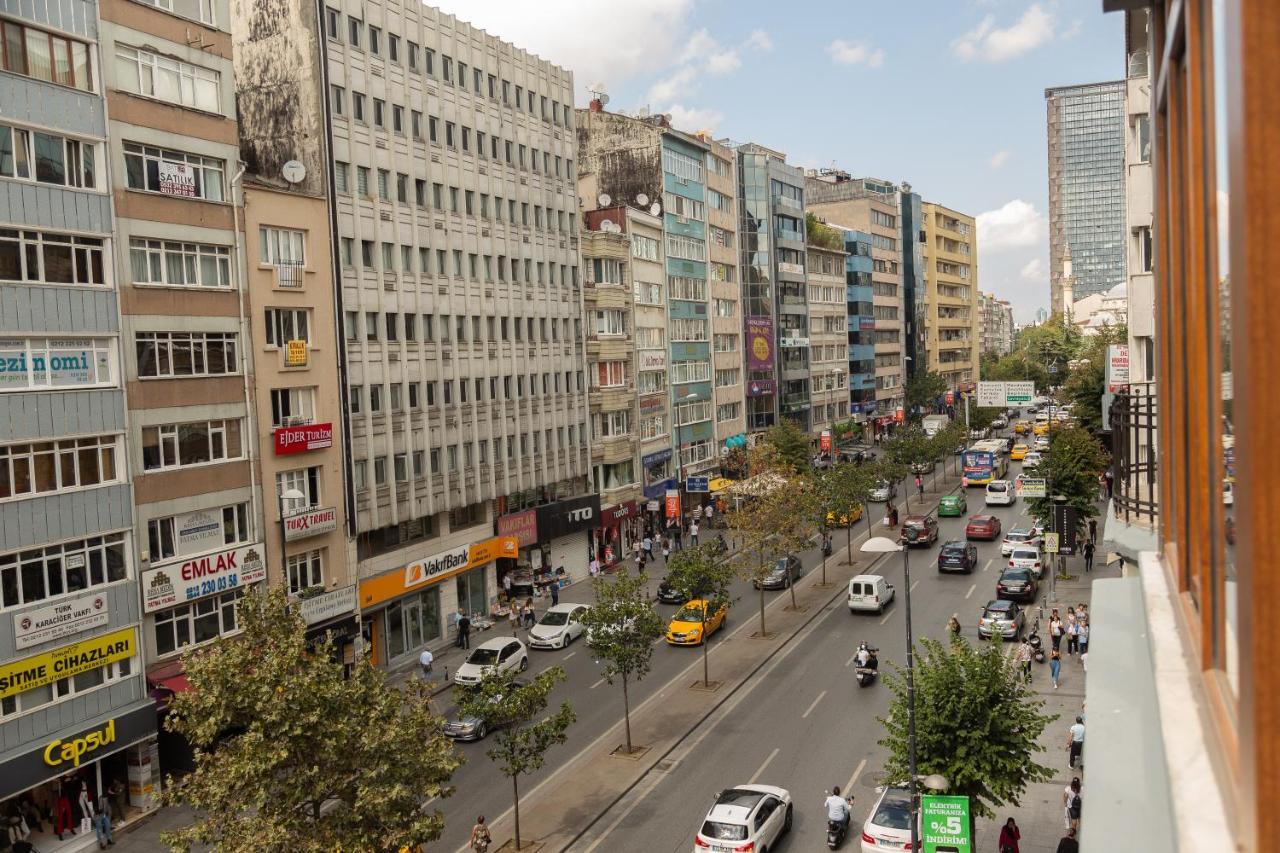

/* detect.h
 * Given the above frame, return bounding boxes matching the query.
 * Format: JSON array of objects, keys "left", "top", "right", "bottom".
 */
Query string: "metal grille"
[{"left": 1110, "top": 382, "right": 1159, "bottom": 522}]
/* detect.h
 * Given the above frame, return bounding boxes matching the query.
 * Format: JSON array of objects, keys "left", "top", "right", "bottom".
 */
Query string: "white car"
[
  {"left": 1008, "top": 546, "right": 1044, "bottom": 578},
  {"left": 1022, "top": 451, "right": 1043, "bottom": 470},
  {"left": 860, "top": 786, "right": 915, "bottom": 853},
  {"left": 453, "top": 637, "right": 529, "bottom": 686},
  {"left": 847, "top": 574, "right": 895, "bottom": 614},
  {"left": 1034, "top": 436, "right": 1051, "bottom": 451},
  {"left": 527, "top": 603, "right": 589, "bottom": 649},
  {"left": 869, "top": 480, "right": 895, "bottom": 502},
  {"left": 694, "top": 785, "right": 792, "bottom": 853},
  {"left": 1001, "top": 527, "right": 1042, "bottom": 557},
  {"left": 985, "top": 480, "right": 1015, "bottom": 506},
  {"left": 1223, "top": 479, "right": 1234, "bottom": 506}
]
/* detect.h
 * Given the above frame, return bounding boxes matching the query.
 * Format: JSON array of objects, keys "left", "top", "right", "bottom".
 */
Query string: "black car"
[
  {"left": 658, "top": 575, "right": 702, "bottom": 604},
  {"left": 996, "top": 567, "right": 1037, "bottom": 602},
  {"left": 754, "top": 554, "right": 803, "bottom": 590},
  {"left": 937, "top": 540, "right": 978, "bottom": 574}
]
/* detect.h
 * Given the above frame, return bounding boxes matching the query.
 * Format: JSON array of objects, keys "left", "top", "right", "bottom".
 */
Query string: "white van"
[{"left": 848, "top": 574, "right": 895, "bottom": 614}]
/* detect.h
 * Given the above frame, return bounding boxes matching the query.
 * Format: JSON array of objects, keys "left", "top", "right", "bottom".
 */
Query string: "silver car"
[{"left": 869, "top": 479, "right": 895, "bottom": 502}]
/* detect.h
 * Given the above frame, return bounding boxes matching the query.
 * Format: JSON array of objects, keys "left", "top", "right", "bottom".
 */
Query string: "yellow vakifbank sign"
[{"left": 0, "top": 627, "right": 136, "bottom": 701}]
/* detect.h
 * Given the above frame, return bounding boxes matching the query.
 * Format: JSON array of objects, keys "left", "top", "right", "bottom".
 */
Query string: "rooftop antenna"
[
  {"left": 588, "top": 82, "right": 610, "bottom": 107},
  {"left": 636, "top": 193, "right": 649, "bottom": 207}
]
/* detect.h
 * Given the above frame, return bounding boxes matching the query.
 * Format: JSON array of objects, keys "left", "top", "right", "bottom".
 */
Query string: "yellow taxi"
[
  {"left": 827, "top": 504, "right": 865, "bottom": 527},
  {"left": 1014, "top": 421, "right": 1032, "bottom": 435},
  {"left": 665, "top": 599, "right": 727, "bottom": 646},
  {"left": 1010, "top": 443, "right": 1030, "bottom": 460},
  {"left": 1033, "top": 421, "right": 1051, "bottom": 436}
]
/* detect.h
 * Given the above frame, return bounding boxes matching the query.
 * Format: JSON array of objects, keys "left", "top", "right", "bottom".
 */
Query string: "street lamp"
[
  {"left": 278, "top": 487, "right": 305, "bottom": 585},
  {"left": 861, "top": 535, "right": 920, "bottom": 853}
]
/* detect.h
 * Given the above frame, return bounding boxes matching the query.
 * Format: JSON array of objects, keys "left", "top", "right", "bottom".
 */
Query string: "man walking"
[
  {"left": 419, "top": 647, "right": 434, "bottom": 678},
  {"left": 1055, "top": 828, "right": 1079, "bottom": 853},
  {"left": 458, "top": 613, "right": 472, "bottom": 650},
  {"left": 1066, "top": 716, "right": 1085, "bottom": 769},
  {"left": 1017, "top": 637, "right": 1033, "bottom": 684},
  {"left": 689, "top": 520, "right": 700, "bottom": 546},
  {"left": 915, "top": 475, "right": 924, "bottom": 498},
  {"left": 1083, "top": 540, "right": 1095, "bottom": 573}
]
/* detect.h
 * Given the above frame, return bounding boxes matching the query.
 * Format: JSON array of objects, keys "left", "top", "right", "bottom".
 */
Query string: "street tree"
[
  {"left": 905, "top": 370, "right": 948, "bottom": 420},
  {"left": 158, "top": 588, "right": 461, "bottom": 853},
  {"left": 813, "top": 463, "right": 868, "bottom": 582},
  {"left": 882, "top": 426, "right": 934, "bottom": 508},
  {"left": 457, "top": 667, "right": 576, "bottom": 851},
  {"left": 762, "top": 418, "right": 812, "bottom": 473},
  {"left": 1062, "top": 325, "right": 1128, "bottom": 433},
  {"left": 933, "top": 420, "right": 969, "bottom": 477},
  {"left": 664, "top": 541, "right": 737, "bottom": 687},
  {"left": 878, "top": 637, "right": 1057, "bottom": 824},
  {"left": 1026, "top": 425, "right": 1109, "bottom": 539},
  {"left": 580, "top": 571, "right": 666, "bottom": 755}
]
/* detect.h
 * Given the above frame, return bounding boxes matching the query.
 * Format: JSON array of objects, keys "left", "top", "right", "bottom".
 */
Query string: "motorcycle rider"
[
  {"left": 825, "top": 785, "right": 852, "bottom": 836},
  {"left": 855, "top": 642, "right": 871, "bottom": 668}
]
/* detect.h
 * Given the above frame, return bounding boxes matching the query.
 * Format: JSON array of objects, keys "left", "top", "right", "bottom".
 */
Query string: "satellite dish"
[
  {"left": 636, "top": 193, "right": 649, "bottom": 206},
  {"left": 597, "top": 193, "right": 612, "bottom": 207},
  {"left": 281, "top": 160, "right": 306, "bottom": 184},
  {"left": 649, "top": 202, "right": 662, "bottom": 217}
]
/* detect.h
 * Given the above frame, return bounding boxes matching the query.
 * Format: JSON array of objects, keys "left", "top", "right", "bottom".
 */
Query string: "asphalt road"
[
  {"left": 429, "top": 450, "right": 1030, "bottom": 852},
  {"left": 569, "top": 437, "right": 1051, "bottom": 852}
]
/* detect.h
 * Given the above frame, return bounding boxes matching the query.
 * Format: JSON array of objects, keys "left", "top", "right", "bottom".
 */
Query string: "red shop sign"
[
  {"left": 274, "top": 422, "right": 334, "bottom": 455},
  {"left": 602, "top": 501, "right": 638, "bottom": 527}
]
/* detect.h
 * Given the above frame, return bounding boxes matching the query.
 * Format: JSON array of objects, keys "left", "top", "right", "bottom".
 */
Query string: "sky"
[{"left": 430, "top": 0, "right": 1125, "bottom": 324}]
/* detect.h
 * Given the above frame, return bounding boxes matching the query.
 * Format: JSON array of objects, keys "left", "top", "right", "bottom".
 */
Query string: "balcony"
[
  {"left": 1109, "top": 382, "right": 1158, "bottom": 527},
  {"left": 273, "top": 260, "right": 304, "bottom": 289}
]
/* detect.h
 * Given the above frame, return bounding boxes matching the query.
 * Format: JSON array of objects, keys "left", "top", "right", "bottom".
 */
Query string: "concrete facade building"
[
  {"left": 979, "top": 292, "right": 1015, "bottom": 355},
  {"left": 806, "top": 243, "right": 849, "bottom": 433},
  {"left": 920, "top": 202, "right": 981, "bottom": 389},
  {"left": 703, "top": 136, "right": 746, "bottom": 452},
  {"left": 1124, "top": 9, "right": 1154, "bottom": 385},
  {"left": 841, "top": 230, "right": 878, "bottom": 421},
  {"left": 1045, "top": 80, "right": 1127, "bottom": 314}
]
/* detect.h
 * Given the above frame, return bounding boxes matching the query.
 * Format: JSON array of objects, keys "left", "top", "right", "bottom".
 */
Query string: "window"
[
  {"left": 716, "top": 402, "right": 741, "bottom": 423},
  {"left": 640, "top": 414, "right": 666, "bottom": 440},
  {"left": 631, "top": 234, "right": 660, "bottom": 260},
  {"left": 147, "top": 502, "right": 251, "bottom": 564},
  {"left": 662, "top": 147, "right": 702, "bottom": 182},
  {"left": 286, "top": 550, "right": 323, "bottom": 595},
  {"left": 713, "top": 334, "right": 738, "bottom": 352},
  {"left": 259, "top": 227, "right": 305, "bottom": 265},
  {"left": 710, "top": 226, "right": 734, "bottom": 248},
  {"left": 594, "top": 309, "right": 627, "bottom": 337},
  {"left": 347, "top": 16, "right": 362, "bottom": 46},
  {"left": 142, "top": 419, "right": 242, "bottom": 471},
  {"left": 137, "top": 0, "right": 216, "bottom": 24},
  {"left": 671, "top": 360, "right": 710, "bottom": 384},
  {"left": 356, "top": 166, "right": 369, "bottom": 195},
  {"left": 666, "top": 234, "right": 706, "bottom": 262},
  {"left": 663, "top": 192, "right": 704, "bottom": 220},
  {"left": 672, "top": 318, "right": 708, "bottom": 342},
  {"left": 714, "top": 299, "right": 737, "bottom": 317},
  {"left": 325, "top": 6, "right": 339, "bottom": 38},
  {"left": 0, "top": 337, "right": 115, "bottom": 391},
  {"left": 136, "top": 331, "right": 237, "bottom": 377},
  {"left": 638, "top": 370, "right": 665, "bottom": 394},
  {"left": 634, "top": 280, "right": 663, "bottom": 305},
  {"left": 121, "top": 242, "right": 212, "bottom": 293},
  {"left": 373, "top": 99, "right": 384, "bottom": 128},
  {"left": 351, "top": 92, "right": 365, "bottom": 122},
  {"left": 277, "top": 466, "right": 321, "bottom": 514},
  {"left": 115, "top": 46, "right": 220, "bottom": 112},
  {"left": 679, "top": 438, "right": 714, "bottom": 468},
  {"left": 387, "top": 33, "right": 399, "bottom": 62},
  {"left": 2, "top": 229, "right": 105, "bottom": 287},
  {"left": 0, "top": 20, "right": 92, "bottom": 91},
  {"left": 636, "top": 327, "right": 665, "bottom": 349},
  {"left": 1136, "top": 226, "right": 1153, "bottom": 273},
  {"left": 674, "top": 399, "right": 713, "bottom": 426},
  {"left": 595, "top": 361, "right": 627, "bottom": 388},
  {"left": 0, "top": 123, "right": 97, "bottom": 189},
  {"left": 367, "top": 26, "right": 380, "bottom": 54},
  {"left": 269, "top": 386, "right": 314, "bottom": 427},
  {"left": 594, "top": 410, "right": 630, "bottom": 438},
  {"left": 707, "top": 188, "right": 733, "bottom": 212},
  {"left": 154, "top": 589, "right": 243, "bottom": 656},
  {"left": 669, "top": 274, "right": 707, "bottom": 301},
  {"left": 408, "top": 41, "right": 418, "bottom": 70},
  {"left": 1, "top": 531, "right": 128, "bottom": 611},
  {"left": 123, "top": 143, "right": 224, "bottom": 201},
  {"left": 591, "top": 258, "right": 624, "bottom": 285},
  {"left": 0, "top": 434, "right": 120, "bottom": 501},
  {"left": 715, "top": 368, "right": 741, "bottom": 387}
]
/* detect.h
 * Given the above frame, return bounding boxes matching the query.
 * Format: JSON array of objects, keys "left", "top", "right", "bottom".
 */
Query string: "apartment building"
[
  {"left": 841, "top": 229, "right": 878, "bottom": 422},
  {"left": 0, "top": 0, "right": 162, "bottom": 827},
  {"left": 920, "top": 202, "right": 981, "bottom": 390},
  {"left": 806, "top": 174, "right": 906, "bottom": 433},
  {"left": 978, "top": 292, "right": 1015, "bottom": 356},
  {"left": 806, "top": 242, "right": 849, "bottom": 433},
  {"left": 1123, "top": 8, "right": 1154, "bottom": 386},
  {"left": 703, "top": 136, "right": 746, "bottom": 454}
]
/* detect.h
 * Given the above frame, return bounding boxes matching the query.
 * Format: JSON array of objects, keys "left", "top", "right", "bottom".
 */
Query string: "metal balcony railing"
[
  {"left": 274, "top": 260, "right": 304, "bottom": 288},
  {"left": 1110, "top": 382, "right": 1159, "bottom": 524}
]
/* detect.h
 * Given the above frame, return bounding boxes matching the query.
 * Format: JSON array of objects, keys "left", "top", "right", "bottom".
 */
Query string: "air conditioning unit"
[{"left": 431, "top": 154, "right": 442, "bottom": 164}]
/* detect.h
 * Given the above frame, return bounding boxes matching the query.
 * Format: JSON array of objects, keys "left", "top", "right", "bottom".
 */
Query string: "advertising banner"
[
  {"left": 274, "top": 422, "right": 334, "bottom": 455},
  {"left": 921, "top": 795, "right": 972, "bottom": 853},
  {"left": 157, "top": 162, "right": 197, "bottom": 197},
  {"left": 820, "top": 430, "right": 833, "bottom": 451},
  {"left": 141, "top": 543, "right": 267, "bottom": 613},
  {"left": 298, "top": 585, "right": 356, "bottom": 626},
  {"left": 0, "top": 627, "right": 136, "bottom": 701},
  {"left": 665, "top": 489, "right": 680, "bottom": 518},
  {"left": 1107, "top": 344, "right": 1130, "bottom": 392},
  {"left": 535, "top": 494, "right": 602, "bottom": 540},
  {"left": 496, "top": 509, "right": 539, "bottom": 548},
  {"left": 283, "top": 506, "right": 338, "bottom": 541},
  {"left": 13, "top": 592, "right": 110, "bottom": 650},
  {"left": 746, "top": 316, "right": 774, "bottom": 371},
  {"left": 285, "top": 339, "right": 308, "bottom": 367},
  {"left": 746, "top": 379, "right": 777, "bottom": 397}
]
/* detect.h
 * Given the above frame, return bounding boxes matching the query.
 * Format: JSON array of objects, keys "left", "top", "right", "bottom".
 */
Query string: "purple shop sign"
[
  {"left": 746, "top": 379, "right": 777, "bottom": 397},
  {"left": 746, "top": 316, "right": 774, "bottom": 371}
]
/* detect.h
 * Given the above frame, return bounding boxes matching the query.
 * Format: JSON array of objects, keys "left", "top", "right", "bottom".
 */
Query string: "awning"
[
  {"left": 148, "top": 660, "right": 191, "bottom": 708},
  {"left": 708, "top": 477, "right": 736, "bottom": 494}
]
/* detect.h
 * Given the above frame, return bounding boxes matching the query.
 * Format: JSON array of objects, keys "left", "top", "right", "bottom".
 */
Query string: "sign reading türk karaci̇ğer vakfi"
[{"left": 13, "top": 592, "right": 110, "bottom": 650}]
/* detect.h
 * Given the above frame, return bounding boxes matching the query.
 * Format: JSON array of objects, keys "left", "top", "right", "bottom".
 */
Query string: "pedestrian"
[
  {"left": 642, "top": 535, "right": 652, "bottom": 561},
  {"left": 998, "top": 817, "right": 1021, "bottom": 853},
  {"left": 549, "top": 576, "right": 560, "bottom": 606},
  {"left": 705, "top": 503, "right": 715, "bottom": 527},
  {"left": 1055, "top": 828, "right": 1079, "bottom": 853},
  {"left": 507, "top": 603, "right": 519, "bottom": 635},
  {"left": 92, "top": 789, "right": 114, "bottom": 849},
  {"left": 1088, "top": 517, "right": 1098, "bottom": 543},
  {"left": 1066, "top": 614, "right": 1079, "bottom": 656},
  {"left": 470, "top": 815, "right": 492, "bottom": 853},
  {"left": 1017, "top": 637, "right": 1033, "bottom": 683},
  {"left": 947, "top": 614, "right": 962, "bottom": 640},
  {"left": 1083, "top": 540, "right": 1095, "bottom": 573},
  {"left": 915, "top": 475, "right": 924, "bottom": 497},
  {"left": 1049, "top": 647, "right": 1061, "bottom": 689},
  {"left": 458, "top": 613, "right": 472, "bottom": 649},
  {"left": 1063, "top": 777, "right": 1082, "bottom": 832},
  {"left": 1105, "top": 468, "right": 1114, "bottom": 499},
  {"left": 523, "top": 597, "right": 536, "bottom": 629},
  {"left": 502, "top": 571, "right": 513, "bottom": 599},
  {"left": 662, "top": 540, "right": 671, "bottom": 563},
  {"left": 419, "top": 647, "right": 434, "bottom": 677},
  {"left": 690, "top": 520, "right": 700, "bottom": 546},
  {"left": 589, "top": 555, "right": 601, "bottom": 577},
  {"left": 632, "top": 539, "right": 642, "bottom": 564},
  {"left": 1078, "top": 620, "right": 1090, "bottom": 656},
  {"left": 1049, "top": 609, "right": 1063, "bottom": 652},
  {"left": 453, "top": 609, "right": 466, "bottom": 647},
  {"left": 1066, "top": 716, "right": 1085, "bottom": 769}
]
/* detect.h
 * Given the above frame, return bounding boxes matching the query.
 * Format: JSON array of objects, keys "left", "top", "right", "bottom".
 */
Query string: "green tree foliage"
[
  {"left": 905, "top": 371, "right": 948, "bottom": 419},
  {"left": 878, "top": 637, "right": 1057, "bottom": 822},
  {"left": 665, "top": 541, "right": 737, "bottom": 687},
  {"left": 813, "top": 463, "right": 870, "bottom": 580},
  {"left": 806, "top": 210, "right": 846, "bottom": 251},
  {"left": 882, "top": 427, "right": 935, "bottom": 509},
  {"left": 457, "top": 667, "right": 576, "bottom": 850},
  {"left": 158, "top": 588, "right": 461, "bottom": 852},
  {"left": 1026, "top": 425, "right": 1109, "bottom": 536},
  {"left": 1062, "top": 325, "right": 1128, "bottom": 433},
  {"left": 933, "top": 421, "right": 969, "bottom": 477},
  {"left": 580, "top": 571, "right": 665, "bottom": 754},
  {"left": 762, "top": 418, "right": 812, "bottom": 473}
]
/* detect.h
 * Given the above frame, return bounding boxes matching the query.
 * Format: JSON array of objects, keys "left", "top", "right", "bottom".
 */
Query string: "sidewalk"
[{"left": 971, "top": 546, "right": 1120, "bottom": 853}]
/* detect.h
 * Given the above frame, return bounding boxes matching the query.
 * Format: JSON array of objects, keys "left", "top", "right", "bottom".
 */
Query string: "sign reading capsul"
[
  {"left": 0, "top": 627, "right": 136, "bottom": 701},
  {"left": 534, "top": 494, "right": 602, "bottom": 541},
  {"left": 141, "top": 543, "right": 267, "bottom": 613},
  {"left": 14, "top": 592, "right": 110, "bottom": 650}
]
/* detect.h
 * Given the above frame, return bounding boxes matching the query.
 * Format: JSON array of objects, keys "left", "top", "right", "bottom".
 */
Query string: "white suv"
[
  {"left": 1008, "top": 546, "right": 1044, "bottom": 578},
  {"left": 985, "top": 480, "right": 1015, "bottom": 506},
  {"left": 694, "top": 785, "right": 792, "bottom": 853}
]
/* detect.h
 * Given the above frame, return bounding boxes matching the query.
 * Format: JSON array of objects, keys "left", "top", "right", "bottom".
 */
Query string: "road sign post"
[
  {"left": 921, "top": 794, "right": 972, "bottom": 853},
  {"left": 1044, "top": 532, "right": 1060, "bottom": 554}
]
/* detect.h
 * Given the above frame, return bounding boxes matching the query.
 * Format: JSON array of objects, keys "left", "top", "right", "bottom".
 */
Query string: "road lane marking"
[
  {"left": 802, "top": 690, "right": 828, "bottom": 719},
  {"left": 910, "top": 580, "right": 919, "bottom": 593},
  {"left": 983, "top": 558, "right": 994, "bottom": 573},
  {"left": 564, "top": 651, "right": 576, "bottom": 661},
  {"left": 589, "top": 677, "right": 606, "bottom": 689},
  {"left": 749, "top": 747, "right": 781, "bottom": 784},
  {"left": 879, "top": 611, "right": 892, "bottom": 625},
  {"left": 965, "top": 583, "right": 977, "bottom": 599},
  {"left": 845, "top": 758, "right": 868, "bottom": 797},
  {"left": 845, "top": 650, "right": 860, "bottom": 667}
]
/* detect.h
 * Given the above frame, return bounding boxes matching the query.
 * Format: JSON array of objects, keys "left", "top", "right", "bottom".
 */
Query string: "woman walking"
[
  {"left": 1063, "top": 778, "right": 1082, "bottom": 833},
  {"left": 1049, "top": 647, "right": 1062, "bottom": 689},
  {"left": 1049, "top": 609, "right": 1063, "bottom": 652},
  {"left": 998, "top": 817, "right": 1022, "bottom": 853},
  {"left": 1078, "top": 620, "right": 1090, "bottom": 656},
  {"left": 470, "top": 815, "right": 492, "bottom": 852}
]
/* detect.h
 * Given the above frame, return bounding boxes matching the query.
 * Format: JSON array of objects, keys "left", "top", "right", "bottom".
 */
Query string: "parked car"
[
  {"left": 937, "top": 540, "right": 978, "bottom": 573},
  {"left": 1008, "top": 546, "right": 1044, "bottom": 578},
  {"left": 694, "top": 786, "right": 793, "bottom": 852},
  {"left": 965, "top": 514, "right": 1003, "bottom": 540},
  {"left": 937, "top": 493, "right": 968, "bottom": 517},
  {"left": 754, "top": 554, "right": 803, "bottom": 590},
  {"left": 827, "top": 504, "right": 865, "bottom": 527},
  {"left": 899, "top": 515, "right": 940, "bottom": 547},
  {"left": 860, "top": 786, "right": 915, "bottom": 852},
  {"left": 869, "top": 479, "right": 897, "bottom": 502},
  {"left": 453, "top": 637, "right": 529, "bottom": 687},
  {"left": 985, "top": 480, "right": 1016, "bottom": 506},
  {"left": 527, "top": 603, "right": 589, "bottom": 649},
  {"left": 847, "top": 574, "right": 895, "bottom": 614},
  {"left": 1001, "top": 527, "right": 1042, "bottom": 557},
  {"left": 443, "top": 678, "right": 530, "bottom": 741},
  {"left": 665, "top": 599, "right": 727, "bottom": 646},
  {"left": 996, "top": 567, "right": 1038, "bottom": 602},
  {"left": 657, "top": 576, "right": 690, "bottom": 605},
  {"left": 1034, "top": 436, "right": 1051, "bottom": 451},
  {"left": 978, "top": 599, "right": 1026, "bottom": 641}
]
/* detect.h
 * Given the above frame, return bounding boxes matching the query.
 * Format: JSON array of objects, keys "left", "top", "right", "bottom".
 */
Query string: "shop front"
[
  {"left": 594, "top": 500, "right": 639, "bottom": 567},
  {"left": 496, "top": 495, "right": 601, "bottom": 595},
  {"left": 299, "top": 585, "right": 359, "bottom": 668},
  {"left": 358, "top": 537, "right": 516, "bottom": 666}
]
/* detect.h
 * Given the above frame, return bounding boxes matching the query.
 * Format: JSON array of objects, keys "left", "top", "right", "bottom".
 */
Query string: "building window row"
[
  {"left": 666, "top": 234, "right": 706, "bottom": 262},
  {"left": 115, "top": 44, "right": 220, "bottom": 113},
  {"left": 0, "top": 121, "right": 98, "bottom": 190},
  {"left": 0, "top": 531, "right": 128, "bottom": 611},
  {"left": 147, "top": 501, "right": 252, "bottom": 565},
  {"left": 130, "top": 237, "right": 231, "bottom": 289},
  {"left": 336, "top": 229, "right": 580, "bottom": 287},
  {"left": 0, "top": 336, "right": 115, "bottom": 392},
  {"left": 124, "top": 142, "right": 225, "bottom": 202},
  {"left": 353, "top": 426, "right": 585, "bottom": 488},
  {"left": 345, "top": 310, "right": 579, "bottom": 347},
  {"left": 349, "top": 369, "right": 585, "bottom": 414},
  {"left": 141, "top": 418, "right": 243, "bottom": 471},
  {"left": 0, "top": 19, "right": 92, "bottom": 92},
  {"left": 136, "top": 331, "right": 237, "bottom": 378},
  {"left": 0, "top": 228, "right": 105, "bottom": 287},
  {"left": 631, "top": 234, "right": 660, "bottom": 261},
  {"left": 154, "top": 588, "right": 242, "bottom": 657},
  {"left": 0, "top": 433, "right": 120, "bottom": 501}
]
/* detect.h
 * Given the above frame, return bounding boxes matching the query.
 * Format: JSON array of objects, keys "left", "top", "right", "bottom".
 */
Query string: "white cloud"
[
  {"left": 665, "top": 104, "right": 725, "bottom": 134},
  {"left": 989, "top": 149, "right": 1011, "bottom": 169},
  {"left": 745, "top": 29, "right": 773, "bottom": 52},
  {"left": 827, "top": 39, "right": 886, "bottom": 68},
  {"left": 977, "top": 199, "right": 1047, "bottom": 252},
  {"left": 1020, "top": 257, "right": 1045, "bottom": 280},
  {"left": 679, "top": 28, "right": 720, "bottom": 64},
  {"left": 1062, "top": 19, "right": 1084, "bottom": 40},
  {"left": 647, "top": 66, "right": 699, "bottom": 105},
  {"left": 952, "top": 4, "right": 1055, "bottom": 62},
  {"left": 707, "top": 50, "right": 742, "bottom": 75}
]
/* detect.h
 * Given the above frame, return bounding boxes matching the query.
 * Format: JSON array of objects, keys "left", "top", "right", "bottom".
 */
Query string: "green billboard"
[{"left": 921, "top": 794, "right": 971, "bottom": 853}]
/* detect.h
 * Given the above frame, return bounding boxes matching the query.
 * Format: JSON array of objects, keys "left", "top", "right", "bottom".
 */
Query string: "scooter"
[
  {"left": 821, "top": 535, "right": 833, "bottom": 557},
  {"left": 1028, "top": 620, "right": 1045, "bottom": 663},
  {"left": 854, "top": 644, "right": 879, "bottom": 687},
  {"left": 826, "top": 796, "right": 855, "bottom": 849}
]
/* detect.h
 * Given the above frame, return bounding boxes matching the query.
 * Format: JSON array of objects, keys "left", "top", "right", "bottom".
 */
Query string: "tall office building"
[
  {"left": 920, "top": 202, "right": 981, "bottom": 390},
  {"left": 1045, "top": 80, "right": 1127, "bottom": 314},
  {"left": 704, "top": 137, "right": 746, "bottom": 451}
]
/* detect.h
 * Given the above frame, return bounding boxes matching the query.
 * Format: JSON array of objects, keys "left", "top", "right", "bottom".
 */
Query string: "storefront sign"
[
  {"left": 285, "top": 339, "right": 308, "bottom": 366},
  {"left": 298, "top": 585, "right": 356, "bottom": 626},
  {"left": 274, "top": 422, "right": 334, "bottom": 455},
  {"left": 686, "top": 476, "right": 710, "bottom": 493},
  {"left": 642, "top": 448, "right": 673, "bottom": 467},
  {"left": 820, "top": 430, "right": 833, "bottom": 452},
  {"left": 0, "top": 702, "right": 156, "bottom": 800},
  {"left": 639, "top": 350, "right": 667, "bottom": 370},
  {"left": 284, "top": 506, "right": 338, "bottom": 540},
  {"left": 169, "top": 507, "right": 228, "bottom": 560},
  {"left": 141, "top": 542, "right": 267, "bottom": 613},
  {"left": 601, "top": 501, "right": 638, "bottom": 526},
  {"left": 535, "top": 494, "right": 603, "bottom": 540},
  {"left": 746, "top": 379, "right": 777, "bottom": 397},
  {"left": 157, "top": 162, "right": 197, "bottom": 197},
  {"left": 647, "top": 500, "right": 660, "bottom": 512},
  {"left": 665, "top": 489, "right": 680, "bottom": 518},
  {"left": 639, "top": 395, "right": 665, "bottom": 414},
  {"left": 14, "top": 592, "right": 110, "bottom": 650},
  {"left": 1107, "top": 343, "right": 1130, "bottom": 392},
  {"left": 921, "top": 795, "right": 972, "bottom": 853},
  {"left": 0, "top": 337, "right": 113, "bottom": 391},
  {"left": 0, "top": 627, "right": 136, "bottom": 701},
  {"left": 746, "top": 316, "right": 774, "bottom": 371},
  {"left": 359, "top": 536, "right": 517, "bottom": 609},
  {"left": 496, "top": 508, "right": 539, "bottom": 548}
]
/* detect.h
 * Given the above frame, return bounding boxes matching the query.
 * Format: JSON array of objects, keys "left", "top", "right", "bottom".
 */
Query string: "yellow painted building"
[{"left": 920, "top": 203, "right": 981, "bottom": 389}]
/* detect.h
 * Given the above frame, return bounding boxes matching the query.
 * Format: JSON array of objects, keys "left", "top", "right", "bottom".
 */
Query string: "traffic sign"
[
  {"left": 1044, "top": 532, "right": 1060, "bottom": 554},
  {"left": 1019, "top": 477, "right": 1047, "bottom": 498},
  {"left": 976, "top": 381, "right": 1005, "bottom": 408},
  {"left": 1005, "top": 381, "right": 1035, "bottom": 403},
  {"left": 685, "top": 476, "right": 710, "bottom": 493},
  {"left": 921, "top": 795, "right": 972, "bottom": 853}
]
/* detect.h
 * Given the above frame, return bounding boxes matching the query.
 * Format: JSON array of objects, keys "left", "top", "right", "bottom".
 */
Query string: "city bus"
[{"left": 963, "top": 440, "right": 1009, "bottom": 486}]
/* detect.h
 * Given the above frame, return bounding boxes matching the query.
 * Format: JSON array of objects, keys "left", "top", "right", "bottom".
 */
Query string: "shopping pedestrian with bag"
[
  {"left": 1063, "top": 778, "right": 1083, "bottom": 832},
  {"left": 998, "top": 817, "right": 1021, "bottom": 853},
  {"left": 1049, "top": 609, "right": 1063, "bottom": 652},
  {"left": 1066, "top": 716, "right": 1085, "bottom": 769},
  {"left": 470, "top": 815, "right": 492, "bottom": 852}
]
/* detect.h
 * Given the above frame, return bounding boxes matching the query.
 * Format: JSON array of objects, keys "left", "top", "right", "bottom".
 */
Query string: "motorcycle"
[
  {"left": 826, "top": 796, "right": 855, "bottom": 849},
  {"left": 1028, "top": 619, "right": 1045, "bottom": 663},
  {"left": 854, "top": 643, "right": 879, "bottom": 687},
  {"left": 821, "top": 535, "right": 833, "bottom": 557}
]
